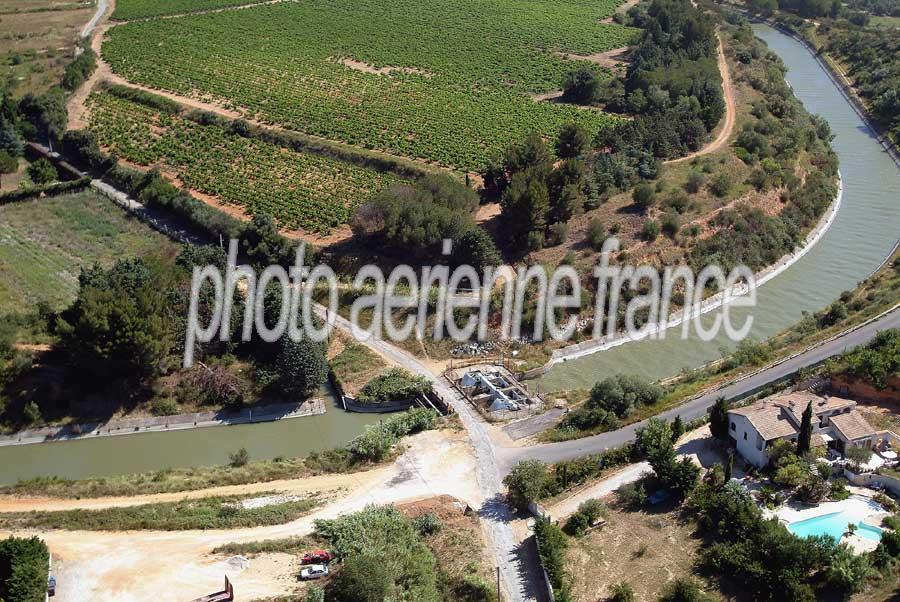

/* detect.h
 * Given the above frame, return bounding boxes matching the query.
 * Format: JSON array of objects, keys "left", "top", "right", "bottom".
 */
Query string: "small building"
[
  {"left": 727, "top": 391, "right": 894, "bottom": 468},
  {"left": 451, "top": 364, "right": 542, "bottom": 416}
]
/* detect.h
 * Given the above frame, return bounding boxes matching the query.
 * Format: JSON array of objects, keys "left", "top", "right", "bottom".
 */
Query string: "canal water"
[
  {"left": 538, "top": 23, "right": 900, "bottom": 392},
  {"left": 0, "top": 384, "right": 379, "bottom": 484},
  {"left": 0, "top": 24, "right": 898, "bottom": 484}
]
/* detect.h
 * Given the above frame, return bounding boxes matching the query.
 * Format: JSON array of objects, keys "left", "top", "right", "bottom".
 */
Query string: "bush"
[
  {"left": 587, "top": 218, "right": 606, "bottom": 251},
  {"left": 357, "top": 368, "right": 431, "bottom": 404},
  {"left": 685, "top": 170, "right": 705, "bottom": 193},
  {"left": 229, "top": 448, "right": 250, "bottom": 468},
  {"left": 151, "top": 397, "right": 180, "bottom": 416},
  {"left": 661, "top": 212, "right": 680, "bottom": 238},
  {"left": 347, "top": 408, "right": 439, "bottom": 461},
  {"left": 26, "top": 158, "right": 57, "bottom": 185},
  {"left": 562, "top": 67, "right": 601, "bottom": 104},
  {"left": 275, "top": 338, "right": 328, "bottom": 399},
  {"left": 503, "top": 459, "right": 548, "bottom": 511},
  {"left": 412, "top": 513, "right": 443, "bottom": 537},
  {"left": 547, "top": 221, "right": 568, "bottom": 246},
  {"left": 659, "top": 578, "right": 710, "bottom": 602},
  {"left": 533, "top": 517, "right": 570, "bottom": 598},
  {"left": 587, "top": 374, "right": 662, "bottom": 418},
  {"left": 563, "top": 498, "right": 607, "bottom": 537},
  {"left": 617, "top": 482, "right": 647, "bottom": 509},
  {"left": 609, "top": 582, "right": 635, "bottom": 602},
  {"left": 642, "top": 220, "right": 660, "bottom": 241},
  {"left": 708, "top": 172, "right": 732, "bottom": 197},
  {"left": 632, "top": 183, "right": 656, "bottom": 212}
]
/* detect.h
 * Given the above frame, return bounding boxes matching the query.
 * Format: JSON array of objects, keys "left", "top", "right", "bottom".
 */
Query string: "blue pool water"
[{"left": 788, "top": 511, "right": 883, "bottom": 542}]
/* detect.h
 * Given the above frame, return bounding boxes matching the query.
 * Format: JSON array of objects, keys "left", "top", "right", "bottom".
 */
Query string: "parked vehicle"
[
  {"left": 48, "top": 576, "right": 57, "bottom": 597},
  {"left": 301, "top": 550, "right": 333, "bottom": 565},
  {"left": 300, "top": 564, "right": 329, "bottom": 580}
]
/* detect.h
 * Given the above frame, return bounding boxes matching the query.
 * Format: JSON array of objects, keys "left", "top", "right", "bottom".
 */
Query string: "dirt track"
[{"left": 665, "top": 32, "right": 736, "bottom": 164}]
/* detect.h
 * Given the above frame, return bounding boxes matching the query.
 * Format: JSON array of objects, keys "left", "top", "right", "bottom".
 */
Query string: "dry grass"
[{"left": 567, "top": 500, "right": 721, "bottom": 601}]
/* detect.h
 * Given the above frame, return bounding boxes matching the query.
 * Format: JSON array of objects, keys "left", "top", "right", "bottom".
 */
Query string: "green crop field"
[
  {"left": 0, "top": 190, "right": 176, "bottom": 315},
  {"left": 87, "top": 90, "right": 406, "bottom": 233},
  {"left": 103, "top": 0, "right": 633, "bottom": 171}
]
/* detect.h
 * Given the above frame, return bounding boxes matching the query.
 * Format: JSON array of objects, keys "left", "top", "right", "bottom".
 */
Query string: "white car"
[{"left": 300, "top": 564, "right": 329, "bottom": 580}]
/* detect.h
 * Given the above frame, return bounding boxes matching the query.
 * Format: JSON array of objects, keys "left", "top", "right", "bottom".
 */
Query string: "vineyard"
[
  {"left": 103, "top": 0, "right": 632, "bottom": 171},
  {"left": 87, "top": 91, "right": 405, "bottom": 233},
  {"left": 111, "top": 0, "right": 267, "bottom": 20}
]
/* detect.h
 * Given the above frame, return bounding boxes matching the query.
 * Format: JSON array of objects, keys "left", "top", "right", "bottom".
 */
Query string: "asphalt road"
[{"left": 500, "top": 306, "right": 900, "bottom": 472}]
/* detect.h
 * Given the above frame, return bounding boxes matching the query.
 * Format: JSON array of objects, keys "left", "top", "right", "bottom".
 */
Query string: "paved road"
[
  {"left": 500, "top": 306, "right": 900, "bottom": 472},
  {"left": 81, "top": 0, "right": 109, "bottom": 38}
]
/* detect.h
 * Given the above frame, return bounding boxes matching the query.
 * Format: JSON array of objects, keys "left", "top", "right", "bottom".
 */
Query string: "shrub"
[
  {"left": 26, "top": 158, "right": 57, "bottom": 185},
  {"left": 547, "top": 222, "right": 568, "bottom": 247},
  {"left": 503, "top": 460, "right": 549, "bottom": 511},
  {"left": 526, "top": 230, "right": 545, "bottom": 251},
  {"left": 685, "top": 170, "right": 705, "bottom": 193},
  {"left": 412, "top": 512, "right": 443, "bottom": 536},
  {"left": 563, "top": 498, "right": 607, "bottom": 537},
  {"left": 557, "top": 123, "right": 590, "bottom": 158},
  {"left": 357, "top": 368, "right": 431, "bottom": 404},
  {"left": 659, "top": 578, "right": 709, "bottom": 602},
  {"left": 533, "top": 517, "right": 570, "bottom": 598},
  {"left": 632, "top": 183, "right": 656, "bottom": 212},
  {"left": 609, "top": 582, "right": 635, "bottom": 602},
  {"left": 275, "top": 338, "right": 328, "bottom": 399},
  {"left": 708, "top": 172, "right": 732, "bottom": 197},
  {"left": 642, "top": 220, "right": 660, "bottom": 241},
  {"left": 562, "top": 67, "right": 601, "bottom": 104},
  {"left": 229, "top": 448, "right": 250, "bottom": 468},
  {"left": 617, "top": 482, "right": 647, "bottom": 509},
  {"left": 587, "top": 218, "right": 606, "bottom": 251},
  {"left": 661, "top": 212, "right": 680, "bottom": 238},
  {"left": 151, "top": 397, "right": 180, "bottom": 416}
]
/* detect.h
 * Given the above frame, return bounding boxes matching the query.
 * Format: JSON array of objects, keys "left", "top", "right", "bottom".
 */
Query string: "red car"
[{"left": 301, "top": 550, "right": 333, "bottom": 565}]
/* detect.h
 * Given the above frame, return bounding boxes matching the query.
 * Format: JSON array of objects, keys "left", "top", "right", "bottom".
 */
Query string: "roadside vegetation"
[
  {"left": 0, "top": 492, "right": 321, "bottom": 531},
  {"left": 0, "top": 535, "right": 49, "bottom": 602}
]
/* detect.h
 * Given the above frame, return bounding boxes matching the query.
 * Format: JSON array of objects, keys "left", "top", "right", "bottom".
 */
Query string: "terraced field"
[
  {"left": 103, "top": 0, "right": 633, "bottom": 171},
  {"left": 86, "top": 90, "right": 405, "bottom": 233}
]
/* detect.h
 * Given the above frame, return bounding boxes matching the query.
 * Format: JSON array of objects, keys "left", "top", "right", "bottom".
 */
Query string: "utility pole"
[{"left": 496, "top": 566, "right": 500, "bottom": 602}]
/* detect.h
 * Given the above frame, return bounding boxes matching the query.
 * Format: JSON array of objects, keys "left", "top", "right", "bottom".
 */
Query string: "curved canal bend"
[
  {"left": 0, "top": 24, "right": 897, "bottom": 484},
  {"left": 538, "top": 23, "right": 900, "bottom": 391}
]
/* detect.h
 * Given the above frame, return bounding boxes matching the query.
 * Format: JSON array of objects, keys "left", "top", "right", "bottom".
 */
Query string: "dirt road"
[{"left": 665, "top": 32, "right": 736, "bottom": 164}]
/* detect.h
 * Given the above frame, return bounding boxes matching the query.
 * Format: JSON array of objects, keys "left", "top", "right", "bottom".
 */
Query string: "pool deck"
[{"left": 768, "top": 495, "right": 889, "bottom": 553}]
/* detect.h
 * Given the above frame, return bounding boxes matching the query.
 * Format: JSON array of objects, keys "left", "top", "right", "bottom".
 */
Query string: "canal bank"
[{"left": 537, "top": 22, "right": 900, "bottom": 391}]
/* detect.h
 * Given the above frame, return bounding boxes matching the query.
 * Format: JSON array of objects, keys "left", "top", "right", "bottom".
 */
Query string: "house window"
[
  {"left": 731, "top": 422, "right": 736, "bottom": 431},
  {"left": 743, "top": 432, "right": 747, "bottom": 440}
]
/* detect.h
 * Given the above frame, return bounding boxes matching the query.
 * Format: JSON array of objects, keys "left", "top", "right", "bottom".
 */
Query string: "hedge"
[{"left": 0, "top": 177, "right": 91, "bottom": 206}]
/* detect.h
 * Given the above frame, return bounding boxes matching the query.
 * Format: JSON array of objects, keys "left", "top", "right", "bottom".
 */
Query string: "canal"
[{"left": 538, "top": 22, "right": 900, "bottom": 392}]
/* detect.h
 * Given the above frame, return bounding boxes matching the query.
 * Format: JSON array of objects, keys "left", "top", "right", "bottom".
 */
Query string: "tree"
[
  {"left": 500, "top": 169, "right": 549, "bottom": 247},
  {"left": 0, "top": 536, "right": 50, "bottom": 602},
  {"left": 0, "top": 150, "right": 17, "bottom": 188},
  {"left": 0, "top": 118, "right": 23, "bottom": 157},
  {"left": 797, "top": 401, "right": 813, "bottom": 455},
  {"left": 562, "top": 67, "right": 601, "bottom": 104},
  {"left": 672, "top": 415, "right": 685, "bottom": 442},
  {"left": 503, "top": 459, "right": 548, "bottom": 511},
  {"left": 709, "top": 397, "right": 730, "bottom": 441},
  {"left": 724, "top": 452, "right": 733, "bottom": 483},
  {"left": 57, "top": 257, "right": 178, "bottom": 384},
  {"left": 557, "top": 123, "right": 589, "bottom": 158},
  {"left": 18, "top": 89, "right": 68, "bottom": 143},
  {"left": 845, "top": 445, "right": 873, "bottom": 471},
  {"left": 26, "top": 158, "right": 57, "bottom": 185},
  {"left": 275, "top": 338, "right": 328, "bottom": 399},
  {"left": 632, "top": 183, "right": 656, "bottom": 212},
  {"left": 455, "top": 226, "right": 501, "bottom": 271},
  {"left": 589, "top": 374, "right": 663, "bottom": 418}
]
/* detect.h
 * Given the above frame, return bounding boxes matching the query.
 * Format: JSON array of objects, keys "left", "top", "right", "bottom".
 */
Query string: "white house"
[{"left": 727, "top": 391, "right": 891, "bottom": 468}]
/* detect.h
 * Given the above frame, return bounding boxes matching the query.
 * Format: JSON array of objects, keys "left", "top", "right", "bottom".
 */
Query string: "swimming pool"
[{"left": 788, "top": 511, "right": 884, "bottom": 542}]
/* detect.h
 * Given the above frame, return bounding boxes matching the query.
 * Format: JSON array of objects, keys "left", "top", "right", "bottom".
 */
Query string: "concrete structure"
[
  {"left": 451, "top": 364, "right": 542, "bottom": 417},
  {"left": 728, "top": 391, "right": 897, "bottom": 468}
]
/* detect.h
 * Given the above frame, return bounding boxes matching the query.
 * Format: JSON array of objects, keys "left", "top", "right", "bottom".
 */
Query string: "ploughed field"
[
  {"left": 87, "top": 90, "right": 405, "bottom": 233},
  {"left": 103, "top": 0, "right": 632, "bottom": 172}
]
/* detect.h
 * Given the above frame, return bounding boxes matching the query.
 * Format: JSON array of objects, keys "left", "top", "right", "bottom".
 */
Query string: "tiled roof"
[
  {"left": 773, "top": 391, "right": 856, "bottom": 423},
  {"left": 730, "top": 402, "right": 798, "bottom": 441},
  {"left": 830, "top": 411, "right": 877, "bottom": 442}
]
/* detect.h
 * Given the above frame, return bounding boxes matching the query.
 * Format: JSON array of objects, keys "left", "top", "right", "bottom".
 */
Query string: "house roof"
[
  {"left": 730, "top": 402, "right": 798, "bottom": 441},
  {"left": 830, "top": 411, "right": 877, "bottom": 442},
  {"left": 773, "top": 391, "right": 856, "bottom": 423}
]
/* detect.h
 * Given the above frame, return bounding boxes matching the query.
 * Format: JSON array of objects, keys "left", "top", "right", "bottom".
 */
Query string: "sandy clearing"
[
  {"left": 554, "top": 46, "right": 631, "bottom": 69},
  {"left": 0, "top": 429, "right": 481, "bottom": 602},
  {"left": 665, "top": 32, "right": 735, "bottom": 164}
]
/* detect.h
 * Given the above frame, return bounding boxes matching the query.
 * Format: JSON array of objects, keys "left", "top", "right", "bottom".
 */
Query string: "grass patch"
[
  {"left": 0, "top": 493, "right": 321, "bottom": 531},
  {"left": 0, "top": 190, "right": 176, "bottom": 315},
  {"left": 329, "top": 342, "right": 386, "bottom": 397},
  {"left": 212, "top": 535, "right": 320, "bottom": 557}
]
